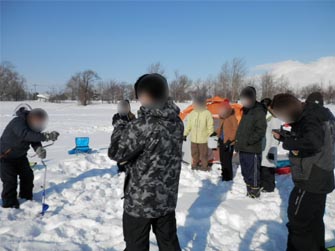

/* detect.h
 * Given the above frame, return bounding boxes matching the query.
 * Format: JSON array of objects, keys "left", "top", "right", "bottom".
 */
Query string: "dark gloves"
[
  {"left": 44, "top": 131, "right": 60, "bottom": 141},
  {"left": 114, "top": 119, "right": 128, "bottom": 129},
  {"left": 220, "top": 140, "right": 233, "bottom": 150},
  {"left": 210, "top": 132, "right": 217, "bottom": 137},
  {"left": 183, "top": 136, "right": 187, "bottom": 141},
  {"left": 225, "top": 140, "right": 232, "bottom": 146},
  {"left": 35, "top": 146, "right": 46, "bottom": 159}
]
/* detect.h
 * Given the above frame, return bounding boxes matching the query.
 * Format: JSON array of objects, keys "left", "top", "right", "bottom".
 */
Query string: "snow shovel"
[{"left": 40, "top": 160, "right": 49, "bottom": 216}]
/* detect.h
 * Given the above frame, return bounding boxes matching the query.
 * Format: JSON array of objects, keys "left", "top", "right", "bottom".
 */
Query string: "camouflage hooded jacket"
[{"left": 108, "top": 100, "right": 184, "bottom": 218}]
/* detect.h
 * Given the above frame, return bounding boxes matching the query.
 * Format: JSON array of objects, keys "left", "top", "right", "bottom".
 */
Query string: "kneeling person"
[
  {"left": 0, "top": 108, "right": 59, "bottom": 208},
  {"left": 109, "top": 74, "right": 183, "bottom": 251}
]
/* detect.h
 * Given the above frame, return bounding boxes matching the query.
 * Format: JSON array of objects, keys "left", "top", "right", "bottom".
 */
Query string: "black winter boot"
[{"left": 2, "top": 198, "right": 20, "bottom": 209}]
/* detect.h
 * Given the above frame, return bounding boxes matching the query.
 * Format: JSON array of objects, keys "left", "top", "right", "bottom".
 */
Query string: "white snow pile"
[{"left": 0, "top": 101, "right": 334, "bottom": 251}]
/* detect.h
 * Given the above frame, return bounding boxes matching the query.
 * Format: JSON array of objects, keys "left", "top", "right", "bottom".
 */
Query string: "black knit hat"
[
  {"left": 306, "top": 92, "right": 324, "bottom": 106},
  {"left": 240, "top": 86, "right": 256, "bottom": 100},
  {"left": 261, "top": 98, "right": 272, "bottom": 108},
  {"left": 134, "top": 73, "right": 169, "bottom": 101}
]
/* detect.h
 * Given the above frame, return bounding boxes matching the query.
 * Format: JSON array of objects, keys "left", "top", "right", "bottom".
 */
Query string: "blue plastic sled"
[
  {"left": 68, "top": 137, "right": 92, "bottom": 155},
  {"left": 276, "top": 159, "right": 291, "bottom": 168}
]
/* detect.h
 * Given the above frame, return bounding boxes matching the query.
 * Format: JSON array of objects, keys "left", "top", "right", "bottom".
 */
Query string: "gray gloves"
[
  {"left": 44, "top": 131, "right": 60, "bottom": 141},
  {"left": 35, "top": 146, "right": 46, "bottom": 159}
]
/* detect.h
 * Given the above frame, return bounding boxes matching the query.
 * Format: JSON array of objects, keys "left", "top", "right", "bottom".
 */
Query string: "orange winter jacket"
[{"left": 216, "top": 110, "right": 238, "bottom": 144}]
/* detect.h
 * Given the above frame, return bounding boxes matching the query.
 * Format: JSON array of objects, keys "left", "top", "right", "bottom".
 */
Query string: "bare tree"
[
  {"left": 97, "top": 80, "right": 135, "bottom": 103},
  {"left": 300, "top": 83, "right": 322, "bottom": 100},
  {"left": 231, "top": 58, "right": 246, "bottom": 102},
  {"left": 66, "top": 70, "right": 100, "bottom": 105},
  {"left": 147, "top": 62, "right": 165, "bottom": 76},
  {"left": 170, "top": 71, "right": 192, "bottom": 102},
  {"left": 189, "top": 78, "right": 211, "bottom": 99},
  {"left": 216, "top": 58, "right": 246, "bottom": 101},
  {"left": 122, "top": 83, "right": 136, "bottom": 101},
  {"left": 260, "top": 72, "right": 275, "bottom": 99},
  {"left": 0, "top": 62, "right": 27, "bottom": 101},
  {"left": 49, "top": 90, "right": 67, "bottom": 103},
  {"left": 217, "top": 62, "right": 231, "bottom": 98},
  {"left": 324, "top": 82, "right": 335, "bottom": 104}
]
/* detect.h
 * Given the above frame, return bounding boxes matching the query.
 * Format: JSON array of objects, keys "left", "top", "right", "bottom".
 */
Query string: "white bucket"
[{"left": 208, "top": 136, "right": 218, "bottom": 149}]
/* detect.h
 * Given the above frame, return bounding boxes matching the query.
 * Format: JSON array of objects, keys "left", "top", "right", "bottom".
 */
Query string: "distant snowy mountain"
[{"left": 253, "top": 56, "right": 335, "bottom": 88}]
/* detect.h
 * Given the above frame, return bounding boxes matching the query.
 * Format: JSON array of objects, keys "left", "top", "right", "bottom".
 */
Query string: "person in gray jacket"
[
  {"left": 0, "top": 107, "right": 59, "bottom": 208},
  {"left": 108, "top": 74, "right": 183, "bottom": 251}
]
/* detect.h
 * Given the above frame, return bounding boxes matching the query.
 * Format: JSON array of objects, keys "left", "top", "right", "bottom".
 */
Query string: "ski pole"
[{"left": 40, "top": 160, "right": 49, "bottom": 216}]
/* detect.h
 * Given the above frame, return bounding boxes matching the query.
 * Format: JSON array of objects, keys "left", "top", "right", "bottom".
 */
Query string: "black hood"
[
  {"left": 302, "top": 103, "right": 334, "bottom": 123},
  {"left": 15, "top": 107, "right": 29, "bottom": 119}
]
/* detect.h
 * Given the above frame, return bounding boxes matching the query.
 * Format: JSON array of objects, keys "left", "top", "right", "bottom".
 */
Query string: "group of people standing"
[
  {"left": 108, "top": 74, "right": 334, "bottom": 251},
  {"left": 183, "top": 86, "right": 280, "bottom": 198},
  {"left": 0, "top": 72, "right": 333, "bottom": 251}
]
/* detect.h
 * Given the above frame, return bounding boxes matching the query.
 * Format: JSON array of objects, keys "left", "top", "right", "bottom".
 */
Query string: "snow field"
[{"left": 0, "top": 101, "right": 334, "bottom": 251}]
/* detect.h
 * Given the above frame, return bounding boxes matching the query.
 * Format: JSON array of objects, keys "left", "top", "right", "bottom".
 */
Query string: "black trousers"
[
  {"left": 123, "top": 211, "right": 181, "bottom": 251},
  {"left": 0, "top": 157, "right": 34, "bottom": 207},
  {"left": 287, "top": 186, "right": 327, "bottom": 251},
  {"left": 260, "top": 166, "right": 276, "bottom": 192},
  {"left": 219, "top": 145, "right": 234, "bottom": 181}
]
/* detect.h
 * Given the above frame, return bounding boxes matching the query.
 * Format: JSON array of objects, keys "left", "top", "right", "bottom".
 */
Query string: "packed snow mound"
[
  {"left": 0, "top": 101, "right": 334, "bottom": 251},
  {"left": 254, "top": 56, "right": 335, "bottom": 87}
]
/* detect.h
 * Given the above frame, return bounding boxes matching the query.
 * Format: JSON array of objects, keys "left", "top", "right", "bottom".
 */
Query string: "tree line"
[{"left": 0, "top": 60, "right": 334, "bottom": 105}]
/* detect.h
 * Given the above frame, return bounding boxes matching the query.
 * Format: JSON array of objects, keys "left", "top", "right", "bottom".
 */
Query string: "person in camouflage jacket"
[{"left": 108, "top": 73, "right": 183, "bottom": 251}]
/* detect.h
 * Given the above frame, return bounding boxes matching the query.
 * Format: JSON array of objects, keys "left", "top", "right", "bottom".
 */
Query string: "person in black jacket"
[
  {"left": 0, "top": 108, "right": 59, "bottom": 208},
  {"left": 112, "top": 100, "right": 136, "bottom": 173},
  {"left": 306, "top": 91, "right": 335, "bottom": 120},
  {"left": 271, "top": 93, "right": 335, "bottom": 251},
  {"left": 235, "top": 86, "right": 267, "bottom": 198}
]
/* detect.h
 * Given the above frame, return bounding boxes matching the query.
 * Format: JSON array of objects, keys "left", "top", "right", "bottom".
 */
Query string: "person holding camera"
[{"left": 271, "top": 93, "right": 335, "bottom": 251}]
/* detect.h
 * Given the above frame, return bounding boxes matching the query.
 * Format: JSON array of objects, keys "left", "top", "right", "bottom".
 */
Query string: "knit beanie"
[
  {"left": 240, "top": 86, "right": 256, "bottom": 101},
  {"left": 134, "top": 73, "right": 169, "bottom": 101}
]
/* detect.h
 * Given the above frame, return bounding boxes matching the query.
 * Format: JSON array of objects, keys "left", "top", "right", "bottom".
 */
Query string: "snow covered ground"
[{"left": 0, "top": 101, "right": 334, "bottom": 251}]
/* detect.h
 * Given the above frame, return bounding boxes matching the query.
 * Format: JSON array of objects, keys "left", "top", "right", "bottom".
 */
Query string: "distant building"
[{"left": 37, "top": 93, "right": 50, "bottom": 102}]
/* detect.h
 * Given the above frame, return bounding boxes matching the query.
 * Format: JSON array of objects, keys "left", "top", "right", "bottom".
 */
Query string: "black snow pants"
[
  {"left": 123, "top": 211, "right": 181, "bottom": 251},
  {"left": 0, "top": 157, "right": 34, "bottom": 208},
  {"left": 260, "top": 166, "right": 276, "bottom": 192},
  {"left": 219, "top": 145, "right": 234, "bottom": 181},
  {"left": 287, "top": 186, "right": 327, "bottom": 251}
]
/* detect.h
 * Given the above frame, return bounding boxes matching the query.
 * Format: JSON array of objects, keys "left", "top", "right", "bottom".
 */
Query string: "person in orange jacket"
[{"left": 216, "top": 100, "right": 238, "bottom": 181}]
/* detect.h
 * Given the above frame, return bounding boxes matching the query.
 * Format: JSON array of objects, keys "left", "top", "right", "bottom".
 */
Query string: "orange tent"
[
  {"left": 179, "top": 96, "right": 243, "bottom": 122},
  {"left": 180, "top": 96, "right": 243, "bottom": 164}
]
